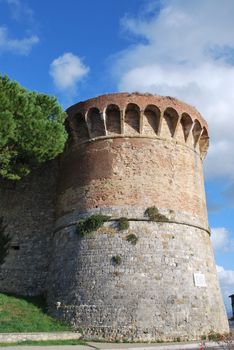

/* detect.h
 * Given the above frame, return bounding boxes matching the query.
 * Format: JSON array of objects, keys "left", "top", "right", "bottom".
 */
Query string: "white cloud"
[
  {"left": 0, "top": 26, "right": 38, "bottom": 55},
  {"left": 216, "top": 265, "right": 234, "bottom": 314},
  {"left": 50, "top": 52, "right": 89, "bottom": 92},
  {"left": 3, "top": 0, "right": 34, "bottom": 22},
  {"left": 113, "top": 0, "right": 234, "bottom": 180},
  {"left": 211, "top": 227, "right": 234, "bottom": 252}
]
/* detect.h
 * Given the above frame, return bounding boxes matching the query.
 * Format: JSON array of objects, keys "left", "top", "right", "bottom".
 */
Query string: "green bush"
[
  {"left": 111, "top": 255, "right": 121, "bottom": 265},
  {"left": 145, "top": 206, "right": 168, "bottom": 222},
  {"left": 126, "top": 233, "right": 138, "bottom": 245},
  {"left": 0, "top": 217, "right": 11, "bottom": 265},
  {"left": 76, "top": 214, "right": 109, "bottom": 236},
  {"left": 118, "top": 217, "right": 129, "bottom": 231}
]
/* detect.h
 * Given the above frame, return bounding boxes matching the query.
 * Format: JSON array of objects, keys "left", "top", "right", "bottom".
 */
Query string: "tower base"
[{"left": 47, "top": 215, "right": 229, "bottom": 342}]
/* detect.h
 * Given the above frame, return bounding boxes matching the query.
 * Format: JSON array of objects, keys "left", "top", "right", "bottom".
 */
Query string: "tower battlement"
[{"left": 66, "top": 93, "right": 209, "bottom": 159}]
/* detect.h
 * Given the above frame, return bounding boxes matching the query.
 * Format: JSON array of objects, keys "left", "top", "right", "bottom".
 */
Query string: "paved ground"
[
  {"left": 1, "top": 322, "right": 233, "bottom": 350},
  {"left": 0, "top": 342, "right": 227, "bottom": 350}
]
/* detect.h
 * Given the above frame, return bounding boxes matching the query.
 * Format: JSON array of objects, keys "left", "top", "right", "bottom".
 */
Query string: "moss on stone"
[
  {"left": 145, "top": 206, "right": 169, "bottom": 222},
  {"left": 111, "top": 255, "right": 121, "bottom": 265},
  {"left": 126, "top": 233, "right": 138, "bottom": 245},
  {"left": 118, "top": 217, "right": 129, "bottom": 231}
]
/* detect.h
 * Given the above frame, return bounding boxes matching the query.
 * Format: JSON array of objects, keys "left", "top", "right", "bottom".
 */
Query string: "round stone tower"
[{"left": 47, "top": 93, "right": 229, "bottom": 341}]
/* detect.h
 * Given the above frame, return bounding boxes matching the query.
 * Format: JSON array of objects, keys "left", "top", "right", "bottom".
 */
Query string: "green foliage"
[
  {"left": 111, "top": 255, "right": 121, "bottom": 265},
  {"left": 76, "top": 214, "right": 109, "bottom": 236},
  {"left": 0, "top": 75, "right": 67, "bottom": 180},
  {"left": 118, "top": 217, "right": 129, "bottom": 231},
  {"left": 126, "top": 233, "right": 138, "bottom": 245},
  {"left": 0, "top": 293, "right": 70, "bottom": 332},
  {"left": 145, "top": 206, "right": 168, "bottom": 222},
  {"left": 0, "top": 217, "right": 11, "bottom": 265}
]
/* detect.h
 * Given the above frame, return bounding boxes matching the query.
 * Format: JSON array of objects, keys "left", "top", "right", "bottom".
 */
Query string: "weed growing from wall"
[
  {"left": 145, "top": 206, "right": 168, "bottom": 222},
  {"left": 0, "top": 217, "right": 11, "bottom": 265},
  {"left": 126, "top": 234, "right": 138, "bottom": 245},
  {"left": 111, "top": 255, "right": 121, "bottom": 265},
  {"left": 118, "top": 217, "right": 129, "bottom": 231},
  {"left": 76, "top": 214, "right": 109, "bottom": 236}
]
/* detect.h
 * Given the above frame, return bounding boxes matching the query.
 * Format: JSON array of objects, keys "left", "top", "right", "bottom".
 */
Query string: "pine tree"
[{"left": 0, "top": 75, "right": 68, "bottom": 180}]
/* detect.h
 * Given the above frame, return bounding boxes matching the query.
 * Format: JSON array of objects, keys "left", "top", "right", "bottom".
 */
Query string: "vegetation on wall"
[
  {"left": 126, "top": 233, "right": 138, "bottom": 245},
  {"left": 0, "top": 217, "right": 11, "bottom": 265},
  {"left": 0, "top": 75, "right": 67, "bottom": 180},
  {"left": 111, "top": 255, "right": 121, "bottom": 265},
  {"left": 118, "top": 217, "right": 129, "bottom": 231},
  {"left": 76, "top": 214, "right": 110, "bottom": 236},
  {"left": 145, "top": 206, "right": 169, "bottom": 222}
]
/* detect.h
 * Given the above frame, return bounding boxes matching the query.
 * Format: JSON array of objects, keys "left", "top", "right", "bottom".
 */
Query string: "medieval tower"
[{"left": 0, "top": 93, "right": 229, "bottom": 341}]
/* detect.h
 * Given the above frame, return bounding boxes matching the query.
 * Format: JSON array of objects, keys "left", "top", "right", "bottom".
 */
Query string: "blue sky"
[{"left": 1, "top": 0, "right": 234, "bottom": 314}]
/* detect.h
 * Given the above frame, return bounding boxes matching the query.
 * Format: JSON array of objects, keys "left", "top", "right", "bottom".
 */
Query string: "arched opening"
[
  {"left": 199, "top": 127, "right": 209, "bottom": 159},
  {"left": 192, "top": 120, "right": 202, "bottom": 147},
  {"left": 143, "top": 105, "right": 160, "bottom": 135},
  {"left": 64, "top": 119, "right": 75, "bottom": 149},
  {"left": 73, "top": 113, "right": 89, "bottom": 142},
  {"left": 87, "top": 107, "right": 105, "bottom": 138},
  {"left": 124, "top": 103, "right": 140, "bottom": 135},
  {"left": 106, "top": 104, "right": 121, "bottom": 135},
  {"left": 161, "top": 107, "right": 179, "bottom": 138},
  {"left": 180, "top": 113, "right": 193, "bottom": 143}
]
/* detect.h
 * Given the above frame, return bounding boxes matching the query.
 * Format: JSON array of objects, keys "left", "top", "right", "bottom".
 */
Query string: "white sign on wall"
[{"left": 194, "top": 273, "right": 207, "bottom": 287}]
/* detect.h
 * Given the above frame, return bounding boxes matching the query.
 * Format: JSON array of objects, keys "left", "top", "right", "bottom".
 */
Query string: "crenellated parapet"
[{"left": 66, "top": 92, "right": 209, "bottom": 159}]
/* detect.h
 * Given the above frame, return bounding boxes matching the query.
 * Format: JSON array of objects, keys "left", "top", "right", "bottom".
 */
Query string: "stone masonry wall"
[
  {"left": 47, "top": 218, "right": 228, "bottom": 341},
  {"left": 0, "top": 160, "right": 58, "bottom": 296},
  {"left": 47, "top": 93, "right": 228, "bottom": 340}
]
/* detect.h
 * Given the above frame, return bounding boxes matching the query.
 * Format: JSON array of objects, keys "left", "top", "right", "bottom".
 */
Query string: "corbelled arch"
[
  {"left": 192, "top": 119, "right": 202, "bottom": 148},
  {"left": 124, "top": 103, "right": 140, "bottom": 135},
  {"left": 180, "top": 113, "right": 193, "bottom": 144},
  {"left": 105, "top": 104, "right": 121, "bottom": 135},
  {"left": 143, "top": 104, "right": 161, "bottom": 136},
  {"left": 160, "top": 107, "right": 179, "bottom": 138},
  {"left": 63, "top": 119, "right": 74, "bottom": 149},
  {"left": 199, "top": 127, "right": 209, "bottom": 159},
  {"left": 73, "top": 113, "right": 90, "bottom": 142},
  {"left": 87, "top": 107, "right": 106, "bottom": 138}
]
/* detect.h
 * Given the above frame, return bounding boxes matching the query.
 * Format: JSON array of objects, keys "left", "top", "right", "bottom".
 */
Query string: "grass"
[
  {"left": 0, "top": 293, "right": 70, "bottom": 333},
  {"left": 0, "top": 339, "right": 86, "bottom": 346}
]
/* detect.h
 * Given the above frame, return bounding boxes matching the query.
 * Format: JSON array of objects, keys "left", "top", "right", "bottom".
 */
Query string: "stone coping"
[
  {"left": 0, "top": 331, "right": 81, "bottom": 343},
  {"left": 55, "top": 207, "right": 209, "bottom": 235}
]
